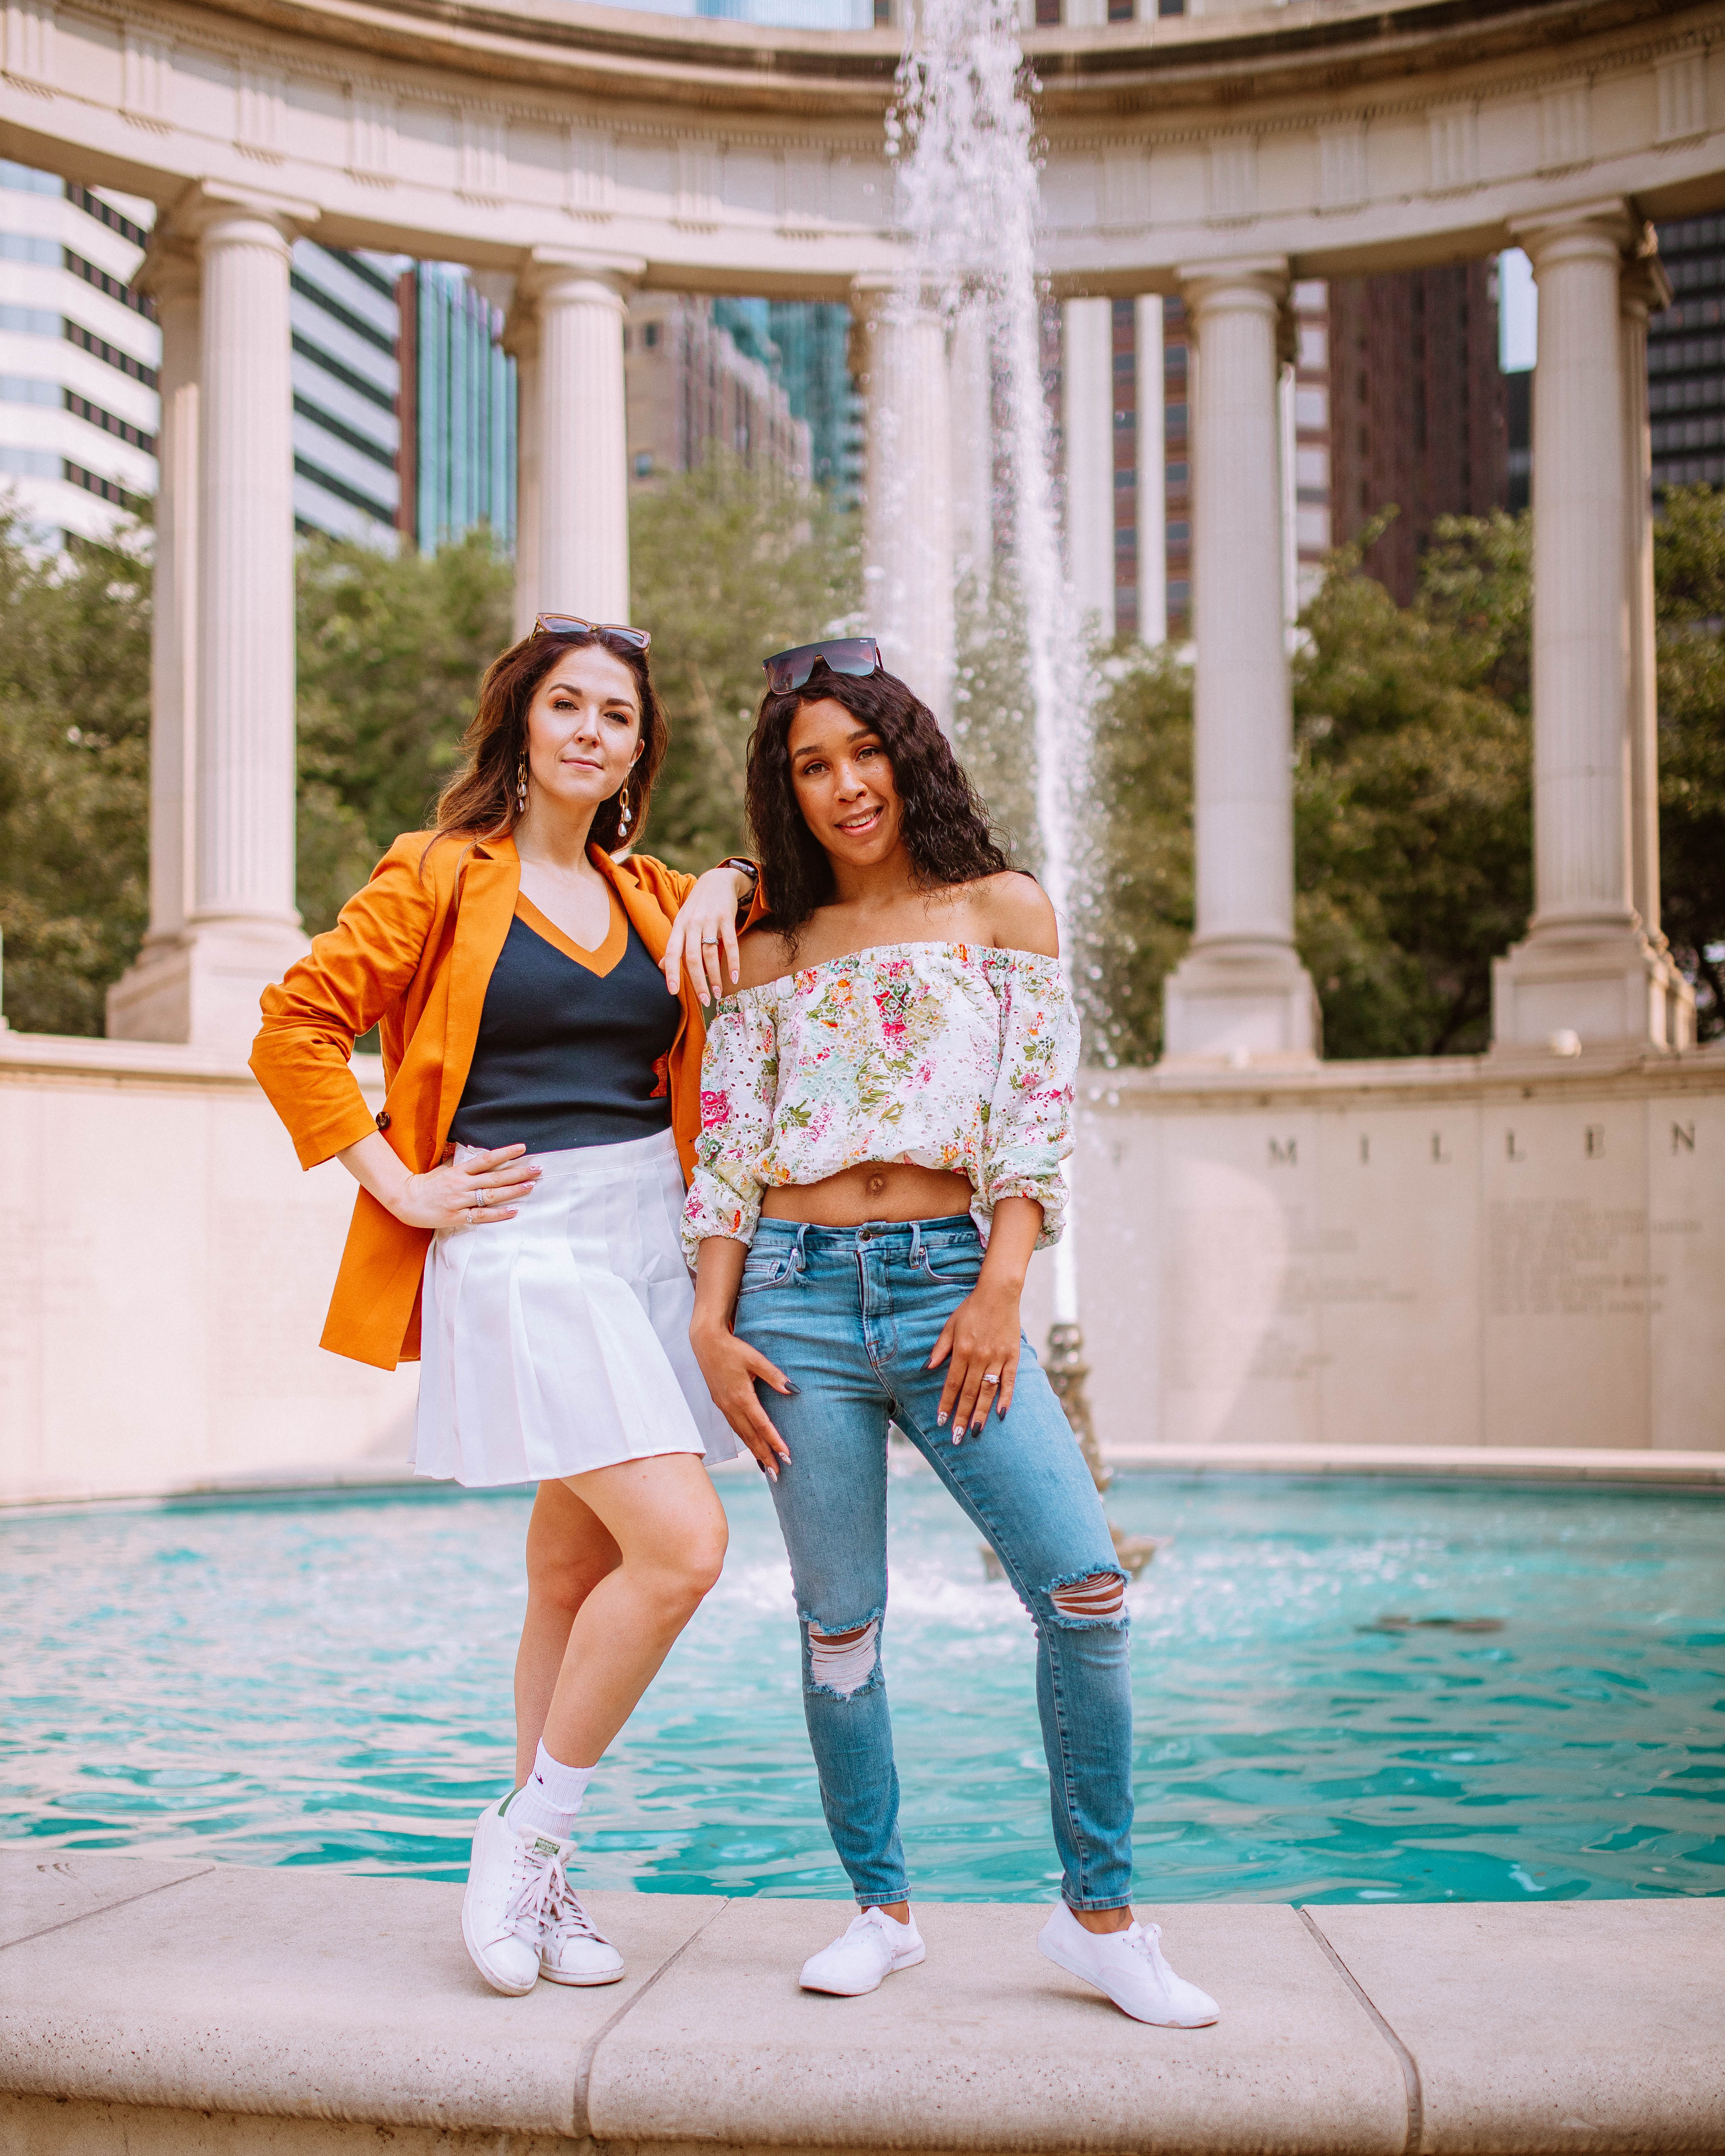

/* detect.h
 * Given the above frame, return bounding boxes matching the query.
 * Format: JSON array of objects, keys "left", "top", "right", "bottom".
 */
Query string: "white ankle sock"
[{"left": 507, "top": 1743, "right": 595, "bottom": 1842}]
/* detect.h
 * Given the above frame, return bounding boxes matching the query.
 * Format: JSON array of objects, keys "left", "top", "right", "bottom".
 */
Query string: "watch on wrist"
[{"left": 720, "top": 856, "right": 760, "bottom": 892}]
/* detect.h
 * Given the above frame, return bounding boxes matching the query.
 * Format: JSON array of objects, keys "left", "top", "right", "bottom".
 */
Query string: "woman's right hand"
[
  {"left": 394, "top": 1143, "right": 539, "bottom": 1231},
  {"left": 367, "top": 1141, "right": 539, "bottom": 1232}
]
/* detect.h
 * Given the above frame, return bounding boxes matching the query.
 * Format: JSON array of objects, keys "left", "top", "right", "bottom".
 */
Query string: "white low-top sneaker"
[
  {"left": 540, "top": 1882, "right": 625, "bottom": 1987},
  {"left": 460, "top": 1796, "right": 569, "bottom": 1997},
  {"left": 1036, "top": 1902, "right": 1219, "bottom": 2027},
  {"left": 799, "top": 1906, "right": 927, "bottom": 1997}
]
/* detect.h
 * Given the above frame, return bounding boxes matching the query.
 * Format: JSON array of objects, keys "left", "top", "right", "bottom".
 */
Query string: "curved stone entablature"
[{"left": 5, "top": 0, "right": 1725, "bottom": 286}]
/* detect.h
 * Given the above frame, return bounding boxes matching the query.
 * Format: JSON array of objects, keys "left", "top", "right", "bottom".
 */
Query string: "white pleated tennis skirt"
[{"left": 412, "top": 1126, "right": 739, "bottom": 1488}]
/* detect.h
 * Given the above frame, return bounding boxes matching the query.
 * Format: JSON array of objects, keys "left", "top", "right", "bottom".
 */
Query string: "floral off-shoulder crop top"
[{"left": 680, "top": 942, "right": 1078, "bottom": 1268}]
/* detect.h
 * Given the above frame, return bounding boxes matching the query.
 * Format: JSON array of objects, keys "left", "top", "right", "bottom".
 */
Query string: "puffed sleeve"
[
  {"left": 250, "top": 834, "right": 437, "bottom": 1170},
  {"left": 979, "top": 952, "right": 1079, "bottom": 1249},
  {"left": 681, "top": 992, "right": 779, "bottom": 1267}
]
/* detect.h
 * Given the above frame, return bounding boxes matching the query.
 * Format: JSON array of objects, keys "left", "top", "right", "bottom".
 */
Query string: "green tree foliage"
[
  {"left": 295, "top": 527, "right": 514, "bottom": 934},
  {"left": 0, "top": 512, "right": 150, "bottom": 1035},
  {"left": 1291, "top": 511, "right": 1533, "bottom": 1059},
  {"left": 629, "top": 451, "right": 860, "bottom": 872},
  {"left": 1652, "top": 486, "right": 1725, "bottom": 1036}
]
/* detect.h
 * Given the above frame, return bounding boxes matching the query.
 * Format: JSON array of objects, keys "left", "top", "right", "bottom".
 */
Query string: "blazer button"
[{"left": 375, "top": 1110, "right": 391, "bottom": 1131}]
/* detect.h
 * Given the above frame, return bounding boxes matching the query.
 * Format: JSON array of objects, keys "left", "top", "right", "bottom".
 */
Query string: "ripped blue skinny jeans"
[{"left": 732, "top": 1215, "right": 1134, "bottom": 1913}]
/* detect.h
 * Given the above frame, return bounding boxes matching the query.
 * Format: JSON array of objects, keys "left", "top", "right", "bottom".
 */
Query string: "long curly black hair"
[{"left": 745, "top": 665, "right": 1011, "bottom": 945}]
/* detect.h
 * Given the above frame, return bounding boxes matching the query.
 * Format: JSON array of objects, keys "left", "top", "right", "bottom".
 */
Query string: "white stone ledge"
[
  {"left": 1103, "top": 1443, "right": 1725, "bottom": 1482},
  {"left": 1, "top": 1855, "right": 1721, "bottom": 2156},
  {"left": 0, "top": 1029, "right": 384, "bottom": 1097}
]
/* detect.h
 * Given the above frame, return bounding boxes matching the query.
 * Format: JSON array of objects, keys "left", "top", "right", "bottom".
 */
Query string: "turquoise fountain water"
[{"left": 4, "top": 1471, "right": 1720, "bottom": 1902}]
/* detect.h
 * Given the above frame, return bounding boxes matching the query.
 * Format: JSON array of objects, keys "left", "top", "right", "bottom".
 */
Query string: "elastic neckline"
[{"left": 735, "top": 940, "right": 1061, "bottom": 1003}]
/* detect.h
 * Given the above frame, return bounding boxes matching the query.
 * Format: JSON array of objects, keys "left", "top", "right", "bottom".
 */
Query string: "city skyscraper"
[{"left": 0, "top": 160, "right": 158, "bottom": 547}]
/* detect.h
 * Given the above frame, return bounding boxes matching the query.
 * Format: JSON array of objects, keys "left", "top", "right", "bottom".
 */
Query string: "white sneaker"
[
  {"left": 460, "top": 1796, "right": 569, "bottom": 1996},
  {"left": 1037, "top": 1901, "right": 1219, "bottom": 2027},
  {"left": 799, "top": 1906, "right": 927, "bottom": 1997},
  {"left": 540, "top": 1881, "right": 625, "bottom": 1987}
]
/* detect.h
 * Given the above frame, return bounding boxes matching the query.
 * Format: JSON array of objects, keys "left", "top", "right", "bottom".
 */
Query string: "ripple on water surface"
[{"left": 2, "top": 1470, "right": 1721, "bottom": 1901}]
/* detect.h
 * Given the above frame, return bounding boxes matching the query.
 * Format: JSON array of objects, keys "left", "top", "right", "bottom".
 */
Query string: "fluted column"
[
  {"left": 1161, "top": 258, "right": 1318, "bottom": 1063},
  {"left": 106, "top": 239, "right": 201, "bottom": 1041},
  {"left": 1492, "top": 204, "right": 1690, "bottom": 1053},
  {"left": 517, "top": 254, "right": 641, "bottom": 625},
  {"left": 1062, "top": 296, "right": 1115, "bottom": 640},
  {"left": 108, "top": 194, "right": 311, "bottom": 1051},
  {"left": 1621, "top": 255, "right": 1662, "bottom": 943},
  {"left": 192, "top": 206, "right": 300, "bottom": 938},
  {"left": 1135, "top": 294, "right": 1167, "bottom": 647},
  {"left": 856, "top": 279, "right": 955, "bottom": 725},
  {"left": 506, "top": 312, "right": 543, "bottom": 643}
]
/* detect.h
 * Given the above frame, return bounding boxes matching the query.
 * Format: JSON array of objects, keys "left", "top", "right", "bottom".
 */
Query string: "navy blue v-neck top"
[{"left": 448, "top": 894, "right": 682, "bottom": 1155}]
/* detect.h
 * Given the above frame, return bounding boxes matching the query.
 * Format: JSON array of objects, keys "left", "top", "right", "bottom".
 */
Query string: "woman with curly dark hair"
[{"left": 685, "top": 641, "right": 1219, "bottom": 2030}]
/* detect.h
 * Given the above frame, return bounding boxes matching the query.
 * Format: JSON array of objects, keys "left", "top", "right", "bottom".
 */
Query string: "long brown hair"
[{"left": 429, "top": 627, "right": 668, "bottom": 857}]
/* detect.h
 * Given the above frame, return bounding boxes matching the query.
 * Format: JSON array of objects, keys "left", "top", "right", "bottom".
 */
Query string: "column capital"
[
  {"left": 1506, "top": 198, "right": 1637, "bottom": 270},
  {"left": 164, "top": 180, "right": 319, "bottom": 249},
  {"left": 134, "top": 233, "right": 199, "bottom": 306},
  {"left": 849, "top": 273, "right": 945, "bottom": 325},
  {"left": 1621, "top": 228, "right": 1674, "bottom": 319},
  {"left": 517, "top": 249, "right": 644, "bottom": 306},
  {"left": 1176, "top": 256, "right": 1289, "bottom": 314}
]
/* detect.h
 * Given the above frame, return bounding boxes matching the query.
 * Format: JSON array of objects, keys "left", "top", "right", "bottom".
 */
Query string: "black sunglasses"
[
  {"left": 762, "top": 636, "right": 882, "bottom": 697},
  {"left": 535, "top": 611, "right": 651, "bottom": 653}
]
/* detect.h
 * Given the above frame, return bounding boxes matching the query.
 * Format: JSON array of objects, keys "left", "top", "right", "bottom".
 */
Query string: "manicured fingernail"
[
  {"left": 937, "top": 1411, "right": 948, "bottom": 1427},
  {"left": 782, "top": 1383, "right": 801, "bottom": 1396},
  {"left": 952, "top": 1426, "right": 967, "bottom": 1444}
]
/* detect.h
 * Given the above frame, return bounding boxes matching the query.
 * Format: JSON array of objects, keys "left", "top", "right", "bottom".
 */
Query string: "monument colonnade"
[
  {"left": 106, "top": 197, "right": 1692, "bottom": 1072},
  {"left": 5, "top": 0, "right": 1724, "bottom": 1498}
]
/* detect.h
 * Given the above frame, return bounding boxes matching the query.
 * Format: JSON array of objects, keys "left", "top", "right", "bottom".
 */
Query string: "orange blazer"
[{"left": 251, "top": 830, "right": 729, "bottom": 1372}]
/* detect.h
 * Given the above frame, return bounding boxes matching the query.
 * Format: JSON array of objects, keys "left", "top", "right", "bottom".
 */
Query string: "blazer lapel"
[{"left": 435, "top": 834, "right": 520, "bottom": 1148}]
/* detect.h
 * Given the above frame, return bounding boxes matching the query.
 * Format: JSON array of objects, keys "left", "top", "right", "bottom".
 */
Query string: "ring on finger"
[
  {"left": 981, "top": 1372, "right": 1001, "bottom": 1386},
  {"left": 700, "top": 937, "right": 719, "bottom": 947}
]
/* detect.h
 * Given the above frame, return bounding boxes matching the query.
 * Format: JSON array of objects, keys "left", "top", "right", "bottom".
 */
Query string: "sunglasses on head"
[
  {"left": 762, "top": 636, "right": 883, "bottom": 697},
  {"left": 534, "top": 611, "right": 651, "bottom": 653}
]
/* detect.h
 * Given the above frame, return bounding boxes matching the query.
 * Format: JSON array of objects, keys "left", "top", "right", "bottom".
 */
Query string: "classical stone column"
[
  {"left": 855, "top": 279, "right": 955, "bottom": 724},
  {"left": 1135, "top": 294, "right": 1167, "bottom": 647},
  {"left": 515, "top": 253, "right": 641, "bottom": 626},
  {"left": 106, "top": 239, "right": 201, "bottom": 1042},
  {"left": 1492, "top": 204, "right": 1691, "bottom": 1053},
  {"left": 1062, "top": 296, "right": 1115, "bottom": 640},
  {"left": 507, "top": 315, "right": 542, "bottom": 643},
  {"left": 949, "top": 298, "right": 993, "bottom": 595},
  {"left": 1161, "top": 259, "right": 1319, "bottom": 1063},
  {"left": 109, "top": 194, "right": 311, "bottom": 1052}
]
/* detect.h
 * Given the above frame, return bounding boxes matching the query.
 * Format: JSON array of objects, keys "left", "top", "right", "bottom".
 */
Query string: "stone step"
[{"left": 1, "top": 1852, "right": 1721, "bottom": 2156}]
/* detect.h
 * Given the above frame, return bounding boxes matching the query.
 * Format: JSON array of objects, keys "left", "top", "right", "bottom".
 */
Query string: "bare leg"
[
  {"left": 539, "top": 1453, "right": 729, "bottom": 1770},
  {"left": 514, "top": 1480, "right": 622, "bottom": 1786}
]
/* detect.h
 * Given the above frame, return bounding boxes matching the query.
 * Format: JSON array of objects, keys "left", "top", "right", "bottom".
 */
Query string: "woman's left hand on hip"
[{"left": 928, "top": 1279, "right": 1021, "bottom": 1444}]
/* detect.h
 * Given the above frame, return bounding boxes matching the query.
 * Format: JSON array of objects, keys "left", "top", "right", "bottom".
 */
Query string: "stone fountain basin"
[{"left": 2, "top": 1851, "right": 1721, "bottom": 2156}]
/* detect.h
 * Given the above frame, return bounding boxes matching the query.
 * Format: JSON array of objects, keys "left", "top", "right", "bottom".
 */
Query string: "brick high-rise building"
[{"left": 1326, "top": 260, "right": 1509, "bottom": 605}]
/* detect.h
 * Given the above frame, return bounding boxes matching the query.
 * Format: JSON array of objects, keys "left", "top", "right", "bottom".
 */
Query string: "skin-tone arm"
[{"left": 690, "top": 1236, "right": 795, "bottom": 1479}]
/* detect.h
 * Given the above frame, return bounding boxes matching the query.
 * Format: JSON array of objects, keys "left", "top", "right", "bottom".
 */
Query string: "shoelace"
[
  {"left": 544, "top": 1882, "right": 605, "bottom": 1946},
  {"left": 502, "top": 1836, "right": 569, "bottom": 1945}
]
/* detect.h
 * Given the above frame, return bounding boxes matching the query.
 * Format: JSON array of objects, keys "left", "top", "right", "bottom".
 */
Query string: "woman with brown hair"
[{"left": 251, "top": 614, "right": 760, "bottom": 1999}]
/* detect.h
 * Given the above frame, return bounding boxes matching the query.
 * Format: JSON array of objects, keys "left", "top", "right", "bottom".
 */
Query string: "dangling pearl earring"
[
  {"left": 617, "top": 782, "right": 632, "bottom": 837},
  {"left": 515, "top": 753, "right": 528, "bottom": 816}
]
